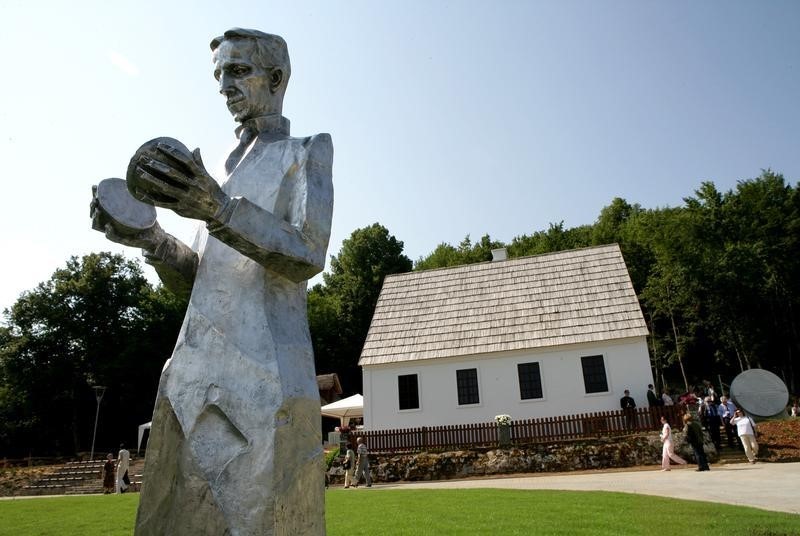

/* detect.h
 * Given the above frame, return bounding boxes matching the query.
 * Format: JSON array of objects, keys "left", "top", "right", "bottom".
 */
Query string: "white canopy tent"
[
  {"left": 137, "top": 421, "right": 151, "bottom": 454},
  {"left": 320, "top": 394, "right": 363, "bottom": 427}
]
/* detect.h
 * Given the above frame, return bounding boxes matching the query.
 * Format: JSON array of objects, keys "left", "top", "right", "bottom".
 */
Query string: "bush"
[{"left": 325, "top": 447, "right": 340, "bottom": 470}]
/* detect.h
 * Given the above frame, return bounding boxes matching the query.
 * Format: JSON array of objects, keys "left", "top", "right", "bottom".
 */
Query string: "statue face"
[{"left": 213, "top": 40, "right": 276, "bottom": 122}]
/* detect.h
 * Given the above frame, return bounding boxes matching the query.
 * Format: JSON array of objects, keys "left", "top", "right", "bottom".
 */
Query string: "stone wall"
[{"left": 328, "top": 431, "right": 718, "bottom": 484}]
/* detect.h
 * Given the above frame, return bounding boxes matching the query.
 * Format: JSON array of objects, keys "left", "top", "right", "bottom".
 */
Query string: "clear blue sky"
[{"left": 1, "top": 0, "right": 798, "bottom": 313}]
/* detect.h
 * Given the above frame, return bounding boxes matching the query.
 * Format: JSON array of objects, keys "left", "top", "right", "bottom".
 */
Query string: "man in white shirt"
[{"left": 730, "top": 409, "right": 758, "bottom": 463}]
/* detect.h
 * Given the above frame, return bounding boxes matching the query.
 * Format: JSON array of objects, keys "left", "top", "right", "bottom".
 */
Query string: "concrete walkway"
[{"left": 372, "top": 462, "right": 800, "bottom": 515}]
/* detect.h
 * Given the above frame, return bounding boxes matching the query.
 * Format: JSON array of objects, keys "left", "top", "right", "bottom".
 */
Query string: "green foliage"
[
  {"left": 636, "top": 172, "right": 800, "bottom": 391},
  {"left": 591, "top": 197, "right": 642, "bottom": 246},
  {"left": 309, "top": 223, "right": 412, "bottom": 392},
  {"left": 508, "top": 222, "right": 594, "bottom": 257},
  {"left": 325, "top": 446, "right": 341, "bottom": 470},
  {"left": 0, "top": 253, "right": 187, "bottom": 457},
  {"left": 414, "top": 234, "right": 504, "bottom": 271},
  {"left": 409, "top": 171, "right": 800, "bottom": 395},
  {"left": 1, "top": 489, "right": 799, "bottom": 535}
]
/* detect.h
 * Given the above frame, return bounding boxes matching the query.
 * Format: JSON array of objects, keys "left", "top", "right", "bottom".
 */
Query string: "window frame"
[
  {"left": 517, "top": 361, "right": 544, "bottom": 401},
  {"left": 580, "top": 354, "right": 609, "bottom": 394},
  {"left": 397, "top": 373, "right": 420, "bottom": 411},
  {"left": 455, "top": 367, "right": 480, "bottom": 406}
]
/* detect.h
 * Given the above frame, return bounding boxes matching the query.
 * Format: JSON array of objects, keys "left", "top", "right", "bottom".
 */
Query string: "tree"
[
  {"left": 0, "top": 253, "right": 186, "bottom": 457},
  {"left": 414, "top": 234, "right": 505, "bottom": 271},
  {"left": 592, "top": 197, "right": 641, "bottom": 245},
  {"left": 508, "top": 222, "right": 593, "bottom": 257},
  {"left": 309, "top": 224, "right": 412, "bottom": 393}
]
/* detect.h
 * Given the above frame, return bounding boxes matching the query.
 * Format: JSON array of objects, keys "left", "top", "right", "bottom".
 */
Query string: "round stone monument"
[{"left": 730, "top": 368, "right": 789, "bottom": 418}]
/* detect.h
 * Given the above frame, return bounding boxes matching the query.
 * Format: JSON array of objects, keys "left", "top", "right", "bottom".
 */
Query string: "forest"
[{"left": 0, "top": 170, "right": 797, "bottom": 457}]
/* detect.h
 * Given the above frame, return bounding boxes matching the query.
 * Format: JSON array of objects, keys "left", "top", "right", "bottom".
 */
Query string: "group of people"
[
  {"left": 646, "top": 384, "right": 675, "bottom": 407},
  {"left": 658, "top": 397, "right": 761, "bottom": 472},
  {"left": 341, "top": 436, "right": 372, "bottom": 488},
  {"left": 334, "top": 386, "right": 782, "bottom": 485},
  {"left": 338, "top": 389, "right": 764, "bottom": 486},
  {"left": 101, "top": 443, "right": 131, "bottom": 494}
]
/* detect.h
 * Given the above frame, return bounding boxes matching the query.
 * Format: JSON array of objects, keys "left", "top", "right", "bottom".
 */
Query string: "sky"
[{"left": 1, "top": 0, "right": 799, "bottom": 314}]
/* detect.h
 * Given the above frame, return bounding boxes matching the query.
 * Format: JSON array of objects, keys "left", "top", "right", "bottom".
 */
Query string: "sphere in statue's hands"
[
  {"left": 127, "top": 137, "right": 194, "bottom": 205},
  {"left": 127, "top": 137, "right": 227, "bottom": 222}
]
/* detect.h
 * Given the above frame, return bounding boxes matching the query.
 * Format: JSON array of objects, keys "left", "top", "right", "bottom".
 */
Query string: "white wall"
[{"left": 362, "top": 337, "right": 653, "bottom": 430}]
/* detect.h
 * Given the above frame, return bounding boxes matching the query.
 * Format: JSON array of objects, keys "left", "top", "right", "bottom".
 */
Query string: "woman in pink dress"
[{"left": 659, "top": 415, "right": 687, "bottom": 471}]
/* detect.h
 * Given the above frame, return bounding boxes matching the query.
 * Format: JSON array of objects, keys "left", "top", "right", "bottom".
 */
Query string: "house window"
[
  {"left": 398, "top": 374, "right": 419, "bottom": 410},
  {"left": 581, "top": 355, "right": 608, "bottom": 394},
  {"left": 517, "top": 362, "right": 543, "bottom": 400},
  {"left": 456, "top": 368, "right": 480, "bottom": 405}
]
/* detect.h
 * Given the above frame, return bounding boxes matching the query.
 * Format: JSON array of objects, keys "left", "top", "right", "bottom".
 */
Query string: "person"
[
  {"left": 647, "top": 384, "right": 661, "bottom": 407},
  {"left": 718, "top": 395, "right": 738, "bottom": 448},
  {"left": 342, "top": 444, "right": 355, "bottom": 488},
  {"left": 703, "top": 380, "right": 720, "bottom": 404},
  {"left": 102, "top": 453, "right": 116, "bottom": 494},
  {"left": 699, "top": 396, "right": 722, "bottom": 451},
  {"left": 620, "top": 389, "right": 636, "bottom": 428},
  {"left": 620, "top": 389, "right": 636, "bottom": 410},
  {"left": 353, "top": 437, "right": 372, "bottom": 488},
  {"left": 116, "top": 443, "right": 130, "bottom": 494},
  {"left": 679, "top": 391, "right": 697, "bottom": 408},
  {"left": 661, "top": 388, "right": 674, "bottom": 406},
  {"left": 683, "top": 413, "right": 710, "bottom": 471},
  {"left": 730, "top": 409, "right": 759, "bottom": 463},
  {"left": 791, "top": 400, "right": 798, "bottom": 417},
  {"left": 658, "top": 415, "right": 687, "bottom": 471},
  {"left": 93, "top": 29, "right": 333, "bottom": 535}
]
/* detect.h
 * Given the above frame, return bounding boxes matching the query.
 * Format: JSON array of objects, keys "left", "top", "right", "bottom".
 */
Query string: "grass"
[
  {"left": 0, "top": 494, "right": 137, "bottom": 536},
  {"left": 1, "top": 489, "right": 798, "bottom": 536}
]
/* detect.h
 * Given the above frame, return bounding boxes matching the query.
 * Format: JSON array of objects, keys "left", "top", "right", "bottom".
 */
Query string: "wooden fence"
[{"left": 358, "top": 405, "right": 684, "bottom": 455}]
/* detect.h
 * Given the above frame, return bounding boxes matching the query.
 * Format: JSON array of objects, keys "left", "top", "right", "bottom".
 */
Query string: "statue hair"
[{"left": 210, "top": 28, "right": 291, "bottom": 82}]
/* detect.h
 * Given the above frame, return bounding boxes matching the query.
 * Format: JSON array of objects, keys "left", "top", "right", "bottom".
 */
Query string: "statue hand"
[
  {"left": 132, "top": 141, "right": 229, "bottom": 222},
  {"left": 90, "top": 189, "right": 164, "bottom": 249},
  {"left": 100, "top": 218, "right": 165, "bottom": 251}
]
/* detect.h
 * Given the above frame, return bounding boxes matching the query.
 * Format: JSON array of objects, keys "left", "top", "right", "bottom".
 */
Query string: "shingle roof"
[{"left": 358, "top": 244, "right": 648, "bottom": 366}]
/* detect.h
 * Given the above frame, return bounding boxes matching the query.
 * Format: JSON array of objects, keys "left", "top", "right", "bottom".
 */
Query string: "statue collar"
[{"left": 235, "top": 115, "right": 290, "bottom": 139}]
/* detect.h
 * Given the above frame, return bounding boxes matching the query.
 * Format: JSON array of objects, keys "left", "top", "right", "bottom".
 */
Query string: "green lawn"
[{"left": 1, "top": 489, "right": 798, "bottom": 535}]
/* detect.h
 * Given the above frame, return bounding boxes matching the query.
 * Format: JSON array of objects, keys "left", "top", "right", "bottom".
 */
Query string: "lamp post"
[{"left": 90, "top": 385, "right": 107, "bottom": 461}]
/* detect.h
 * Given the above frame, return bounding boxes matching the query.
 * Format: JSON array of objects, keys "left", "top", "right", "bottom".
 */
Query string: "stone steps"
[
  {"left": 20, "top": 458, "right": 145, "bottom": 496},
  {"left": 715, "top": 447, "right": 749, "bottom": 465}
]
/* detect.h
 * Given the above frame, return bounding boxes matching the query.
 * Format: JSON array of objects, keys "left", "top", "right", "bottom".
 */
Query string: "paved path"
[
  {"left": 5, "top": 463, "right": 799, "bottom": 515},
  {"left": 373, "top": 462, "right": 800, "bottom": 514}
]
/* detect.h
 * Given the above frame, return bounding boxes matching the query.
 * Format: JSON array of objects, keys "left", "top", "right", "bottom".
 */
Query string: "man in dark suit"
[{"left": 620, "top": 389, "right": 636, "bottom": 428}]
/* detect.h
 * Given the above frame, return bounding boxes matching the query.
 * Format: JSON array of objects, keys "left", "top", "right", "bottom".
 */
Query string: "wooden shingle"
[{"left": 358, "top": 244, "right": 648, "bottom": 366}]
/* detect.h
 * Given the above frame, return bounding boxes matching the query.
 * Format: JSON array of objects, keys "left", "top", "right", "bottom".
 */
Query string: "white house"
[{"left": 358, "top": 244, "right": 654, "bottom": 430}]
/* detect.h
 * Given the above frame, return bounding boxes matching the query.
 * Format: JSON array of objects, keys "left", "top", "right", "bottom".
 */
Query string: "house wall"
[{"left": 362, "top": 337, "right": 654, "bottom": 430}]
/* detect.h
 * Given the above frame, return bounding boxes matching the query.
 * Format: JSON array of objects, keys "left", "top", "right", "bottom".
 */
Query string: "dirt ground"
[
  {"left": 757, "top": 418, "right": 800, "bottom": 462},
  {"left": 2, "top": 418, "right": 798, "bottom": 496}
]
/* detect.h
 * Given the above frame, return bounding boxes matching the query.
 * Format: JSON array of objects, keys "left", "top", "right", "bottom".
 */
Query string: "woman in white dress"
[{"left": 659, "top": 415, "right": 687, "bottom": 471}]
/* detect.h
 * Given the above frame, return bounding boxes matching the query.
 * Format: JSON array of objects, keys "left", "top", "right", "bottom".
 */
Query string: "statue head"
[{"left": 211, "top": 29, "right": 291, "bottom": 123}]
